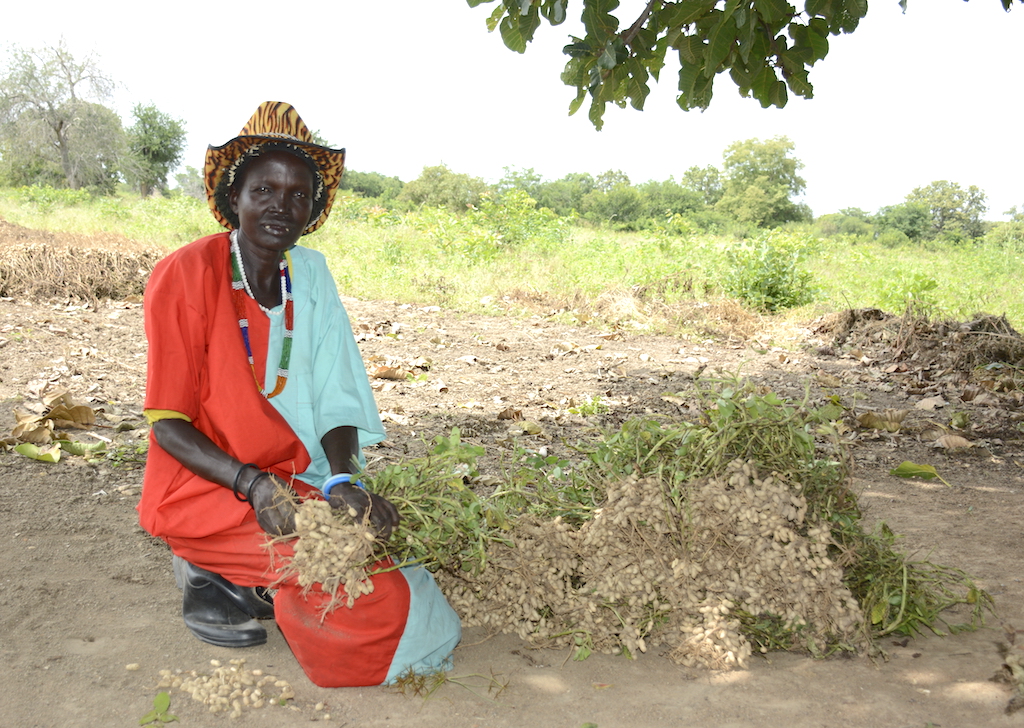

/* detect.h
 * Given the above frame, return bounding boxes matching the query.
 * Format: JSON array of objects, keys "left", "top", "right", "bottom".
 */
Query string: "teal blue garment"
[
  {"left": 258, "top": 245, "right": 385, "bottom": 488},
  {"left": 384, "top": 567, "right": 462, "bottom": 684}
]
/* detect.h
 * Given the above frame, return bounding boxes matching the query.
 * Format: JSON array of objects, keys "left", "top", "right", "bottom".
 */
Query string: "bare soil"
[{"left": 2, "top": 223, "right": 1024, "bottom": 727}]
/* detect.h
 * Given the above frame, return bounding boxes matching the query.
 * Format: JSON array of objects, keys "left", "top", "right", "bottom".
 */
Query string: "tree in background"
[
  {"left": 62, "top": 102, "right": 123, "bottom": 194},
  {"left": 399, "top": 164, "right": 490, "bottom": 210},
  {"left": 716, "top": 136, "right": 808, "bottom": 227},
  {"left": 0, "top": 105, "right": 65, "bottom": 187},
  {"left": 581, "top": 169, "right": 645, "bottom": 227},
  {"left": 0, "top": 99, "right": 123, "bottom": 192},
  {"left": 469, "top": 0, "right": 1020, "bottom": 129},
  {"left": 0, "top": 41, "right": 117, "bottom": 189},
  {"left": 534, "top": 172, "right": 594, "bottom": 215},
  {"left": 682, "top": 165, "right": 723, "bottom": 207},
  {"left": 174, "top": 166, "right": 205, "bottom": 200},
  {"left": 814, "top": 207, "right": 873, "bottom": 238},
  {"left": 339, "top": 169, "right": 405, "bottom": 201},
  {"left": 637, "top": 178, "right": 702, "bottom": 219},
  {"left": 985, "top": 203, "right": 1024, "bottom": 247},
  {"left": 582, "top": 184, "right": 645, "bottom": 228},
  {"left": 875, "top": 200, "right": 931, "bottom": 242},
  {"left": 905, "top": 180, "right": 987, "bottom": 241},
  {"left": 125, "top": 103, "right": 186, "bottom": 197},
  {"left": 497, "top": 166, "right": 544, "bottom": 200},
  {"left": 594, "top": 169, "right": 631, "bottom": 192}
]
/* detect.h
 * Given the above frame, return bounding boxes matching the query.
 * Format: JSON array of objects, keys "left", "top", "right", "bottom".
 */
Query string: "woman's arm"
[
  {"left": 320, "top": 425, "right": 400, "bottom": 538},
  {"left": 320, "top": 425, "right": 361, "bottom": 475},
  {"left": 152, "top": 418, "right": 246, "bottom": 490},
  {"left": 151, "top": 418, "right": 296, "bottom": 534}
]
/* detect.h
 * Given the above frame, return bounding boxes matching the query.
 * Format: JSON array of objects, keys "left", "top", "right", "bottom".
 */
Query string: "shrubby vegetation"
[
  {"left": 724, "top": 230, "right": 817, "bottom": 313},
  {"left": 350, "top": 136, "right": 817, "bottom": 236},
  {"left": 1, "top": 41, "right": 1018, "bottom": 326},
  {"left": 2, "top": 43, "right": 1008, "bottom": 260},
  {"left": 2, "top": 177, "right": 1021, "bottom": 332}
]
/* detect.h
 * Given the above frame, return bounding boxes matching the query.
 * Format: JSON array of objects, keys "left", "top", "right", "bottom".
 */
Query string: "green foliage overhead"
[
  {"left": 468, "top": 0, "right": 1020, "bottom": 129},
  {"left": 125, "top": 103, "right": 186, "bottom": 197}
]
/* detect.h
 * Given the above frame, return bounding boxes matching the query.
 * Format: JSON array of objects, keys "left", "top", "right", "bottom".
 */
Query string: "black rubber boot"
[
  {"left": 172, "top": 556, "right": 272, "bottom": 648},
  {"left": 173, "top": 556, "right": 276, "bottom": 619}
]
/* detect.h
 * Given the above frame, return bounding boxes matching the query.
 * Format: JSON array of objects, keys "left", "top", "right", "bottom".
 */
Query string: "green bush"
[
  {"left": 875, "top": 229, "right": 911, "bottom": 248},
  {"left": 876, "top": 271, "right": 939, "bottom": 316},
  {"left": 984, "top": 220, "right": 1024, "bottom": 249},
  {"left": 469, "top": 190, "right": 570, "bottom": 247},
  {"left": 408, "top": 191, "right": 573, "bottom": 262},
  {"left": 331, "top": 193, "right": 406, "bottom": 226},
  {"left": 875, "top": 201, "right": 930, "bottom": 242},
  {"left": 14, "top": 185, "right": 90, "bottom": 214},
  {"left": 724, "top": 230, "right": 817, "bottom": 312},
  {"left": 412, "top": 205, "right": 502, "bottom": 262},
  {"left": 814, "top": 212, "right": 873, "bottom": 240}
]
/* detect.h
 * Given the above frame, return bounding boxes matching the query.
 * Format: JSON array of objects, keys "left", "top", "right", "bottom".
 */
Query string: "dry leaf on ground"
[{"left": 935, "top": 435, "right": 972, "bottom": 450}]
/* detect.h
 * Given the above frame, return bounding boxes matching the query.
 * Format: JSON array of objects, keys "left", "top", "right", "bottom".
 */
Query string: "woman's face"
[{"left": 229, "top": 150, "right": 315, "bottom": 255}]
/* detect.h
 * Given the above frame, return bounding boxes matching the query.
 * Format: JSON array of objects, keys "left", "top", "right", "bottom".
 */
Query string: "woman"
[{"left": 139, "top": 101, "right": 460, "bottom": 687}]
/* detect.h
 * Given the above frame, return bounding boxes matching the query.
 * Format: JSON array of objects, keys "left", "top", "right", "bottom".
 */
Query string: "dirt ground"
[{"left": 2, "top": 224, "right": 1024, "bottom": 727}]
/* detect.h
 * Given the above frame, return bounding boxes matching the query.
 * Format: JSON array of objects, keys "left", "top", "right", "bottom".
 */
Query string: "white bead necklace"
[{"left": 230, "top": 230, "right": 285, "bottom": 316}]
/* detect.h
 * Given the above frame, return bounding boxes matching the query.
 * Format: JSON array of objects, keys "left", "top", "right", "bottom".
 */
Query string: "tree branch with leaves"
[{"left": 468, "top": 0, "right": 1020, "bottom": 129}]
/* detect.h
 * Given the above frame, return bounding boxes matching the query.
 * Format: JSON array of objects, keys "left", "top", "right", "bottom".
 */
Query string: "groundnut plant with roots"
[{"left": 266, "top": 380, "right": 992, "bottom": 669}]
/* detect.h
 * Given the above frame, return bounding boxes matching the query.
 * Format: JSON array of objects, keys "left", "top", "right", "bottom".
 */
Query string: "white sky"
[{"left": 3, "top": 0, "right": 1022, "bottom": 219}]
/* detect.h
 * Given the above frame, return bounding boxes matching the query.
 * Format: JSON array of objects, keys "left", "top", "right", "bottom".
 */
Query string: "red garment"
[
  {"left": 274, "top": 562, "right": 411, "bottom": 687},
  {"left": 138, "top": 234, "right": 459, "bottom": 688},
  {"left": 139, "top": 232, "right": 312, "bottom": 585}
]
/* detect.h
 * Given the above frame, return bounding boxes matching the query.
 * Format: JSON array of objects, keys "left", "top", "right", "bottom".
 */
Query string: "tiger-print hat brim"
[{"left": 204, "top": 101, "right": 344, "bottom": 235}]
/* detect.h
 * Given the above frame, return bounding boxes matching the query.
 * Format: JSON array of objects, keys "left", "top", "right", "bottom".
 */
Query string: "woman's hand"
[
  {"left": 327, "top": 484, "right": 400, "bottom": 540},
  {"left": 248, "top": 472, "right": 299, "bottom": 536}
]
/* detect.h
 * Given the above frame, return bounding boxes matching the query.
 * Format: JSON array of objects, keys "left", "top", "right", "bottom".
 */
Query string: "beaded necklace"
[{"left": 229, "top": 231, "right": 293, "bottom": 398}]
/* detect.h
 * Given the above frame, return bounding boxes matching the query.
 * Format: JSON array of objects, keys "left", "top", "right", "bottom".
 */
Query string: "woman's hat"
[{"left": 204, "top": 101, "right": 345, "bottom": 235}]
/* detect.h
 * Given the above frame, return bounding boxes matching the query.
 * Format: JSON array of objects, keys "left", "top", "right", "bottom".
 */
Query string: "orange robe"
[{"left": 140, "top": 233, "right": 317, "bottom": 585}]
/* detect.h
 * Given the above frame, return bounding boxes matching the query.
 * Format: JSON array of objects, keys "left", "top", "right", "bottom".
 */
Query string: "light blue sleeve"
[{"left": 265, "top": 246, "right": 386, "bottom": 488}]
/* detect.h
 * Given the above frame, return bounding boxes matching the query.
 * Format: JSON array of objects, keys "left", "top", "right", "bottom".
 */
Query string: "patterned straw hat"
[{"left": 204, "top": 101, "right": 345, "bottom": 235}]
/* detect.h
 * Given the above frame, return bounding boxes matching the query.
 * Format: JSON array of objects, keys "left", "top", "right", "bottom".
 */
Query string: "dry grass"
[
  {"left": 0, "top": 218, "right": 162, "bottom": 303},
  {"left": 502, "top": 284, "right": 762, "bottom": 341}
]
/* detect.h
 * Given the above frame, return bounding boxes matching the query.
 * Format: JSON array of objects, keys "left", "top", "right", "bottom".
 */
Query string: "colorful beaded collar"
[{"left": 229, "top": 230, "right": 293, "bottom": 398}]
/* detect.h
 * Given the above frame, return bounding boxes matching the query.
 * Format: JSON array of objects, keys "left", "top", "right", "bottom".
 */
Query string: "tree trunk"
[{"left": 55, "top": 121, "right": 78, "bottom": 189}]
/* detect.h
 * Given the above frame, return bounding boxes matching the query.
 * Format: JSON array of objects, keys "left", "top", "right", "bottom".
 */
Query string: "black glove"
[
  {"left": 248, "top": 472, "right": 298, "bottom": 536},
  {"left": 327, "top": 484, "right": 400, "bottom": 541}
]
